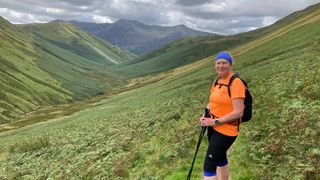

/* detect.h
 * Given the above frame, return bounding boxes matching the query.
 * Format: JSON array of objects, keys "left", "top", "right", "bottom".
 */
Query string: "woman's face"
[{"left": 215, "top": 59, "right": 232, "bottom": 77}]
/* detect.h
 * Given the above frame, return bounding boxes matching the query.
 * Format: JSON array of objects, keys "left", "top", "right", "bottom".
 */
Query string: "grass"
[
  {"left": 0, "top": 58, "right": 214, "bottom": 178},
  {"left": 228, "top": 19, "right": 320, "bottom": 179},
  {"left": 0, "top": 3, "right": 320, "bottom": 179},
  {"left": 0, "top": 75, "right": 168, "bottom": 134}
]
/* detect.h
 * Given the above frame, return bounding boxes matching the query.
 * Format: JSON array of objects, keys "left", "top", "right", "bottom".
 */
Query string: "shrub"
[{"left": 8, "top": 136, "right": 51, "bottom": 153}]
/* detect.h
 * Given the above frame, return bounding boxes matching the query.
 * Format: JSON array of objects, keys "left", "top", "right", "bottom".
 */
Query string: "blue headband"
[{"left": 215, "top": 51, "right": 233, "bottom": 65}]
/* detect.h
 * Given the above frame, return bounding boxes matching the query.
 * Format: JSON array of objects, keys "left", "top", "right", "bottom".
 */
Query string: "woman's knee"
[
  {"left": 204, "top": 154, "right": 217, "bottom": 173},
  {"left": 204, "top": 155, "right": 228, "bottom": 172}
]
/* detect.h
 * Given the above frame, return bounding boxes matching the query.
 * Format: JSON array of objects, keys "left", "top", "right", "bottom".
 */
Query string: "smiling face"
[{"left": 215, "top": 59, "right": 232, "bottom": 78}]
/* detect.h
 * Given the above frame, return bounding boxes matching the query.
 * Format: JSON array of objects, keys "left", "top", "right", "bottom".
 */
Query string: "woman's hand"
[{"left": 199, "top": 115, "right": 215, "bottom": 126}]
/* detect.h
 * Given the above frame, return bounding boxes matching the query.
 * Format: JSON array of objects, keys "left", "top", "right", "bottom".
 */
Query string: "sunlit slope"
[
  {"left": 0, "top": 17, "right": 73, "bottom": 123},
  {"left": 23, "top": 22, "right": 135, "bottom": 65},
  {"left": 22, "top": 22, "right": 136, "bottom": 97},
  {"left": 0, "top": 3, "right": 320, "bottom": 179},
  {"left": 0, "top": 19, "right": 134, "bottom": 123}
]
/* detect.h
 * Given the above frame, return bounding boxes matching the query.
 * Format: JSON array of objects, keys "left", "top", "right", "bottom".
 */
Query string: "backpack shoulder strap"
[
  {"left": 214, "top": 78, "right": 219, "bottom": 87},
  {"left": 227, "top": 73, "right": 249, "bottom": 97},
  {"left": 227, "top": 74, "right": 239, "bottom": 97}
]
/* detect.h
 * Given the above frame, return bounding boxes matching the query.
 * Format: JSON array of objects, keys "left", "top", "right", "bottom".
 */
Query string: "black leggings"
[{"left": 203, "top": 127, "right": 237, "bottom": 173}]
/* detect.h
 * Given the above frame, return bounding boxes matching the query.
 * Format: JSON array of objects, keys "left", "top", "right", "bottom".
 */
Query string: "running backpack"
[{"left": 214, "top": 74, "right": 253, "bottom": 123}]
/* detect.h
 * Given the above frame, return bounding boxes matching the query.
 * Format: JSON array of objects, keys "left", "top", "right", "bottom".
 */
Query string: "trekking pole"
[{"left": 187, "top": 108, "right": 211, "bottom": 180}]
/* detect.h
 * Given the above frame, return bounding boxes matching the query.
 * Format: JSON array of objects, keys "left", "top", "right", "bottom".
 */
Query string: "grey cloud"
[
  {"left": 178, "top": 0, "right": 318, "bottom": 20},
  {"left": 175, "top": 0, "right": 214, "bottom": 6},
  {"left": 0, "top": 0, "right": 318, "bottom": 34},
  {"left": 94, "top": 0, "right": 169, "bottom": 24},
  {"left": 55, "top": 0, "right": 98, "bottom": 6},
  {"left": 207, "top": 17, "right": 268, "bottom": 34}
]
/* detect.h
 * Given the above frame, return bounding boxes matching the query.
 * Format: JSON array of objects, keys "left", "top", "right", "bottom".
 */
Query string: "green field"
[{"left": 0, "top": 3, "right": 320, "bottom": 179}]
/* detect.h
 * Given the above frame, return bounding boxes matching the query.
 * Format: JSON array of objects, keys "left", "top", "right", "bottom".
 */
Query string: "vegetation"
[
  {"left": 0, "top": 2, "right": 320, "bottom": 179},
  {"left": 0, "top": 19, "right": 135, "bottom": 123},
  {"left": 230, "top": 18, "right": 320, "bottom": 179}
]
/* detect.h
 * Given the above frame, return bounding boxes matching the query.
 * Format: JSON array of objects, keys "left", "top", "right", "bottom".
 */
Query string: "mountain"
[
  {"left": 0, "top": 18, "right": 135, "bottom": 123},
  {"left": 66, "top": 19, "right": 212, "bottom": 54},
  {"left": 112, "top": 2, "right": 320, "bottom": 78},
  {"left": 111, "top": 25, "right": 264, "bottom": 78}
]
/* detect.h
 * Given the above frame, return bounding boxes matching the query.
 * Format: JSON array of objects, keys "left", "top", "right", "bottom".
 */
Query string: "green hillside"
[
  {"left": 22, "top": 22, "right": 135, "bottom": 65},
  {"left": 112, "top": 34, "right": 251, "bottom": 78},
  {"left": 0, "top": 3, "right": 320, "bottom": 179},
  {"left": 0, "top": 18, "right": 135, "bottom": 123}
]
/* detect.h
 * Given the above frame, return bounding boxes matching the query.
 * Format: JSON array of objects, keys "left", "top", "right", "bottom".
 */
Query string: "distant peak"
[
  {"left": 115, "top": 18, "right": 145, "bottom": 26},
  {"left": 50, "top": 19, "right": 67, "bottom": 23},
  {"left": 116, "top": 18, "right": 135, "bottom": 23},
  {"left": 172, "top": 24, "right": 190, "bottom": 30},
  {"left": 174, "top": 24, "right": 187, "bottom": 28}
]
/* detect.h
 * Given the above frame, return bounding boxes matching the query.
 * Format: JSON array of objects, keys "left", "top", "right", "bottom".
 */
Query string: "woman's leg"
[
  {"left": 203, "top": 129, "right": 236, "bottom": 180},
  {"left": 217, "top": 164, "right": 230, "bottom": 180},
  {"left": 218, "top": 147, "right": 234, "bottom": 180}
]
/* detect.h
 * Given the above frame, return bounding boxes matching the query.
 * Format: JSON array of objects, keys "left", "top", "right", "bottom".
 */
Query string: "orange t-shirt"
[{"left": 209, "top": 72, "right": 246, "bottom": 136}]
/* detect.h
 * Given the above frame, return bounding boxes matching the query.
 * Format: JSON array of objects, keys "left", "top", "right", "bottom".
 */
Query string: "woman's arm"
[
  {"left": 218, "top": 98, "right": 244, "bottom": 124},
  {"left": 200, "top": 99, "right": 244, "bottom": 126}
]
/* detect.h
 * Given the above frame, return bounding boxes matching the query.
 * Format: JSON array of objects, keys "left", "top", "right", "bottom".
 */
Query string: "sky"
[{"left": 0, "top": 0, "right": 319, "bottom": 35}]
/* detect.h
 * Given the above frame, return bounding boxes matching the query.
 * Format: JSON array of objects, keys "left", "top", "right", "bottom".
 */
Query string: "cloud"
[
  {"left": 45, "top": 8, "right": 64, "bottom": 14},
  {"left": 56, "top": 0, "right": 96, "bottom": 6},
  {"left": 92, "top": 15, "right": 112, "bottom": 23},
  {"left": 175, "top": 0, "right": 214, "bottom": 6},
  {"left": 0, "top": 0, "right": 318, "bottom": 34},
  {"left": 0, "top": 7, "right": 49, "bottom": 23}
]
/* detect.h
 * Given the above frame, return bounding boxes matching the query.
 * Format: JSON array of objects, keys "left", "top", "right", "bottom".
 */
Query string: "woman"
[{"left": 199, "top": 51, "right": 246, "bottom": 180}]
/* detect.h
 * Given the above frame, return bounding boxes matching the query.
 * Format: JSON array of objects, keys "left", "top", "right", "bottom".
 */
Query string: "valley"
[{"left": 0, "top": 3, "right": 320, "bottom": 179}]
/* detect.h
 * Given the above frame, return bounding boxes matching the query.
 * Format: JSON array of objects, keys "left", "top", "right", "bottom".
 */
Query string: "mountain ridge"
[{"left": 59, "top": 18, "right": 213, "bottom": 54}]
